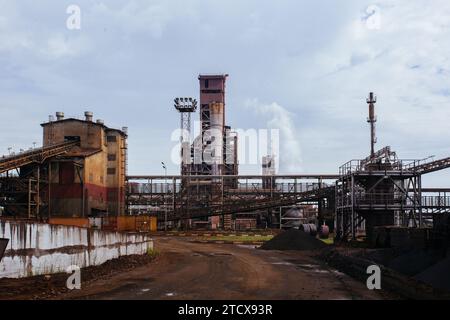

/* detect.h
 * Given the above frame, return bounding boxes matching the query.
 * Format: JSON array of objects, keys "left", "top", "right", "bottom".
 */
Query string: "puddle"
[
  {"left": 296, "top": 264, "right": 320, "bottom": 270},
  {"left": 331, "top": 270, "right": 346, "bottom": 277},
  {"left": 311, "top": 269, "right": 330, "bottom": 274},
  {"left": 270, "top": 262, "right": 294, "bottom": 266},
  {"left": 294, "top": 264, "right": 330, "bottom": 274},
  {"left": 236, "top": 244, "right": 259, "bottom": 249}
]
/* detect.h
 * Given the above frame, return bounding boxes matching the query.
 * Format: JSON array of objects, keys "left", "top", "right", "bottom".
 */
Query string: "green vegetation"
[
  {"left": 319, "top": 237, "right": 334, "bottom": 245},
  {"left": 146, "top": 247, "right": 160, "bottom": 258},
  {"left": 202, "top": 235, "right": 274, "bottom": 242}
]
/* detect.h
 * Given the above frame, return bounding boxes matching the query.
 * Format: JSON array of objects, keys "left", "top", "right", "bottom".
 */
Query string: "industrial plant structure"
[
  {"left": 0, "top": 111, "right": 128, "bottom": 219},
  {"left": 194, "top": 74, "right": 238, "bottom": 177},
  {"left": 335, "top": 93, "right": 450, "bottom": 244},
  {"left": 1, "top": 74, "right": 450, "bottom": 249}
]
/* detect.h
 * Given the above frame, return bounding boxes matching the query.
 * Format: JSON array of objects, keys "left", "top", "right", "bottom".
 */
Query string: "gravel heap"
[{"left": 260, "top": 229, "right": 326, "bottom": 251}]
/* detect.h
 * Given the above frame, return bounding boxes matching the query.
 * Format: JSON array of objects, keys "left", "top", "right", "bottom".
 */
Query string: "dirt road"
[{"left": 61, "top": 237, "right": 388, "bottom": 300}]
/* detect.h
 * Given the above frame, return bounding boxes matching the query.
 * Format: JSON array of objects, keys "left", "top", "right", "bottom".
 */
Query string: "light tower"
[
  {"left": 174, "top": 97, "right": 197, "bottom": 175},
  {"left": 366, "top": 92, "right": 377, "bottom": 158}
]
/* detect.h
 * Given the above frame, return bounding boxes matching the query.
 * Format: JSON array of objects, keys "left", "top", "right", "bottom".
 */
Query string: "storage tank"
[
  {"left": 300, "top": 223, "right": 317, "bottom": 236},
  {"left": 283, "top": 208, "right": 303, "bottom": 228}
]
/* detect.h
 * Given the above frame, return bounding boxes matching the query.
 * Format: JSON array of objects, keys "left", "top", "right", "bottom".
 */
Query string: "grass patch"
[
  {"left": 146, "top": 248, "right": 160, "bottom": 258},
  {"left": 201, "top": 235, "right": 274, "bottom": 242},
  {"left": 319, "top": 237, "right": 334, "bottom": 245}
]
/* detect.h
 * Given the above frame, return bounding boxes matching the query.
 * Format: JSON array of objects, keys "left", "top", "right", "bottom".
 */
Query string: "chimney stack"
[
  {"left": 366, "top": 92, "right": 377, "bottom": 158},
  {"left": 56, "top": 112, "right": 64, "bottom": 121},
  {"left": 85, "top": 111, "right": 93, "bottom": 122}
]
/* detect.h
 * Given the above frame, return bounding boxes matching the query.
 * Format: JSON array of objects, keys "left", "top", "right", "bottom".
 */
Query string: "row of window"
[{"left": 64, "top": 135, "right": 118, "bottom": 143}]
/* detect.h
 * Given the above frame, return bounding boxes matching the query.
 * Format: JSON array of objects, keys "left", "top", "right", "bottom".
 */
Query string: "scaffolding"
[
  {"left": 0, "top": 141, "right": 80, "bottom": 219},
  {"left": 335, "top": 147, "right": 420, "bottom": 240},
  {"left": 126, "top": 174, "right": 337, "bottom": 226}
]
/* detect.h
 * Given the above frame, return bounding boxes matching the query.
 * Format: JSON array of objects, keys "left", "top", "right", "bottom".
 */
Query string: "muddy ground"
[
  {"left": 0, "top": 254, "right": 156, "bottom": 300},
  {"left": 0, "top": 235, "right": 397, "bottom": 300}
]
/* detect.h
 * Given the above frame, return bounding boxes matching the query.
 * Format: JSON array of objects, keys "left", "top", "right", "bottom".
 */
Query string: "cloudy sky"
[{"left": 1, "top": 0, "right": 449, "bottom": 186}]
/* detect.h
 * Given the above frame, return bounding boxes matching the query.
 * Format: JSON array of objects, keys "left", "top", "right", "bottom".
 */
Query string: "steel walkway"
[{"left": 0, "top": 141, "right": 79, "bottom": 174}]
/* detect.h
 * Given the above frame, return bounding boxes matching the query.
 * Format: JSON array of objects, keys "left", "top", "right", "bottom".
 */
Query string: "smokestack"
[
  {"left": 96, "top": 119, "right": 104, "bottom": 125},
  {"left": 85, "top": 111, "right": 93, "bottom": 122},
  {"left": 366, "top": 92, "right": 377, "bottom": 158},
  {"left": 122, "top": 126, "right": 128, "bottom": 134},
  {"left": 56, "top": 112, "right": 64, "bottom": 121}
]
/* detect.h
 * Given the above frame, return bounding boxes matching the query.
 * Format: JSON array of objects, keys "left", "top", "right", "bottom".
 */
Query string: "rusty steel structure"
[
  {"left": 366, "top": 92, "right": 377, "bottom": 157},
  {"left": 126, "top": 174, "right": 337, "bottom": 227},
  {"left": 335, "top": 152, "right": 450, "bottom": 241},
  {"left": 1, "top": 111, "right": 129, "bottom": 219},
  {"left": 174, "top": 97, "right": 197, "bottom": 176},
  {"left": 335, "top": 93, "right": 450, "bottom": 241},
  {"left": 0, "top": 140, "right": 79, "bottom": 175},
  {"left": 1, "top": 79, "right": 450, "bottom": 237},
  {"left": 0, "top": 140, "right": 80, "bottom": 218}
]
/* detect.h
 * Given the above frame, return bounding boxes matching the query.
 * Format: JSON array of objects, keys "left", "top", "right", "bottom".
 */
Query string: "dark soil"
[
  {"left": 352, "top": 247, "right": 445, "bottom": 277},
  {"left": 415, "top": 255, "right": 450, "bottom": 292},
  {"left": 0, "top": 254, "right": 157, "bottom": 300},
  {"left": 388, "top": 250, "right": 442, "bottom": 276},
  {"left": 260, "top": 229, "right": 326, "bottom": 251}
]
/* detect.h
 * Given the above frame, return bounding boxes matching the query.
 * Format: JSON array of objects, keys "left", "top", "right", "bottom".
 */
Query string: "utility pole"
[
  {"left": 162, "top": 162, "right": 167, "bottom": 231},
  {"left": 366, "top": 92, "right": 377, "bottom": 158}
]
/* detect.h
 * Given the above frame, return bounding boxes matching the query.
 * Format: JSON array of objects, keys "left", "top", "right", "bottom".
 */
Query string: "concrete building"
[
  {"left": 41, "top": 112, "right": 127, "bottom": 217},
  {"left": 189, "top": 74, "right": 238, "bottom": 177}
]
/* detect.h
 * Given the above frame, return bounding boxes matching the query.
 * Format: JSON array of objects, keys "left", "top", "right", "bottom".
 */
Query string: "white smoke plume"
[{"left": 245, "top": 98, "right": 303, "bottom": 173}]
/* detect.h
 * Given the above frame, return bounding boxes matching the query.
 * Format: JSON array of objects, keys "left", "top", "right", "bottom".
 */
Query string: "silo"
[{"left": 209, "top": 102, "right": 225, "bottom": 175}]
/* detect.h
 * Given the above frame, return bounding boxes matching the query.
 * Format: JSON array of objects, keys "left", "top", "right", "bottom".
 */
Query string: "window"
[
  {"left": 107, "top": 168, "right": 116, "bottom": 175},
  {"left": 205, "top": 79, "right": 209, "bottom": 88},
  {"left": 64, "top": 136, "right": 80, "bottom": 142},
  {"left": 89, "top": 173, "right": 93, "bottom": 182},
  {"left": 107, "top": 154, "right": 116, "bottom": 161},
  {"left": 107, "top": 135, "right": 117, "bottom": 143}
]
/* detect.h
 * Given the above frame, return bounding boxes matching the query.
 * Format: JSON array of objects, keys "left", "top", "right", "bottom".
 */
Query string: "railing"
[
  {"left": 421, "top": 196, "right": 450, "bottom": 208},
  {"left": 339, "top": 155, "right": 450, "bottom": 177},
  {"left": 339, "top": 159, "right": 425, "bottom": 176},
  {"left": 337, "top": 192, "right": 450, "bottom": 209},
  {"left": 127, "top": 180, "right": 330, "bottom": 195}
]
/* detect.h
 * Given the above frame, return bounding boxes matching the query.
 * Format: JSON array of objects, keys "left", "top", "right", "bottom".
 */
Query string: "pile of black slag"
[{"left": 261, "top": 229, "right": 326, "bottom": 251}]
